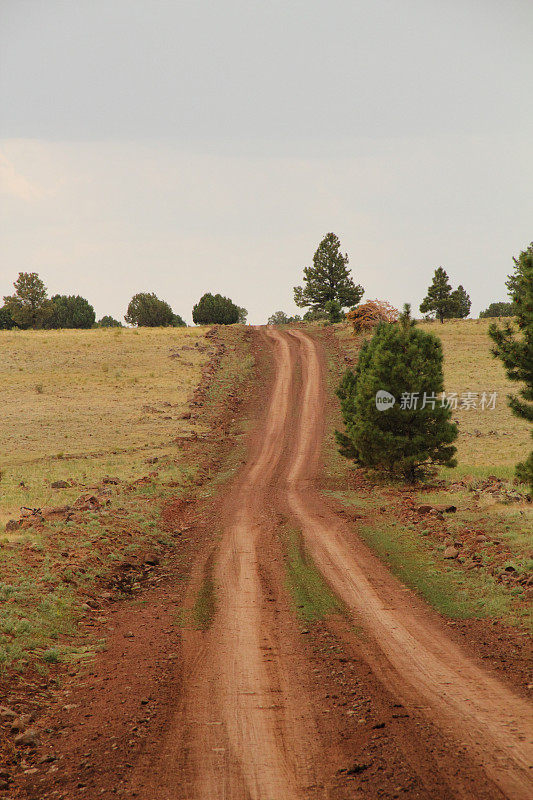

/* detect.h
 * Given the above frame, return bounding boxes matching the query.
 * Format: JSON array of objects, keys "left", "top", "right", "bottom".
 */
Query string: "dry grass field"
[
  {"left": 335, "top": 317, "right": 531, "bottom": 479},
  {"left": 0, "top": 325, "right": 253, "bottom": 669},
  {"left": 0, "top": 327, "right": 215, "bottom": 526},
  {"left": 418, "top": 318, "right": 530, "bottom": 477}
]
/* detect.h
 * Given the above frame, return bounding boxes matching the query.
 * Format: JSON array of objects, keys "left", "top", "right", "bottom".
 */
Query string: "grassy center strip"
[{"left": 283, "top": 528, "right": 341, "bottom": 623}]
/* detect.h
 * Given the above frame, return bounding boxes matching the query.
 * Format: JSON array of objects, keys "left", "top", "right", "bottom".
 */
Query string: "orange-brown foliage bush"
[{"left": 346, "top": 300, "right": 399, "bottom": 333}]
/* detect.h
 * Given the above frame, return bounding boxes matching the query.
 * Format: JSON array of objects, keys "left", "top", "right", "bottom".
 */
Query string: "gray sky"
[{"left": 1, "top": 0, "right": 532, "bottom": 324}]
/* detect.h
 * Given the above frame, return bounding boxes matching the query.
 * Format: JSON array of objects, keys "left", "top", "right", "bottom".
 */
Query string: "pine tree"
[
  {"left": 450, "top": 285, "right": 471, "bottom": 318},
  {"left": 0, "top": 305, "right": 15, "bottom": 329},
  {"left": 3, "top": 272, "right": 52, "bottom": 329},
  {"left": 480, "top": 302, "right": 514, "bottom": 318},
  {"left": 325, "top": 299, "right": 343, "bottom": 323},
  {"left": 192, "top": 293, "right": 240, "bottom": 325},
  {"left": 171, "top": 314, "right": 187, "bottom": 327},
  {"left": 267, "top": 311, "right": 301, "bottom": 325},
  {"left": 419, "top": 267, "right": 456, "bottom": 323},
  {"left": 337, "top": 305, "right": 458, "bottom": 481},
  {"left": 47, "top": 295, "right": 96, "bottom": 329},
  {"left": 97, "top": 315, "right": 123, "bottom": 328},
  {"left": 489, "top": 243, "right": 533, "bottom": 491},
  {"left": 335, "top": 338, "right": 373, "bottom": 460},
  {"left": 124, "top": 292, "right": 175, "bottom": 326},
  {"left": 294, "top": 233, "right": 363, "bottom": 312}
]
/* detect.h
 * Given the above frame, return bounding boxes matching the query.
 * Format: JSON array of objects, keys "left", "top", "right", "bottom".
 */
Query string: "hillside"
[{"left": 0, "top": 326, "right": 215, "bottom": 526}]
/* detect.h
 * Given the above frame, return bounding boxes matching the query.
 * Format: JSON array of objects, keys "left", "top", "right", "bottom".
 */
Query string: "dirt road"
[
  {"left": 285, "top": 330, "right": 533, "bottom": 800},
  {"left": 137, "top": 328, "right": 531, "bottom": 800},
  {"left": 28, "top": 328, "right": 531, "bottom": 800},
  {"left": 176, "top": 331, "right": 321, "bottom": 799}
]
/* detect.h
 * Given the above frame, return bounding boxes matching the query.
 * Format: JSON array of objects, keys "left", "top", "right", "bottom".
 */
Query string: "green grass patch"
[
  {"left": 324, "top": 489, "right": 382, "bottom": 510},
  {"left": 439, "top": 463, "right": 522, "bottom": 482},
  {"left": 191, "top": 572, "right": 216, "bottom": 630},
  {"left": 352, "top": 511, "right": 525, "bottom": 624},
  {"left": 284, "top": 530, "right": 340, "bottom": 623}
]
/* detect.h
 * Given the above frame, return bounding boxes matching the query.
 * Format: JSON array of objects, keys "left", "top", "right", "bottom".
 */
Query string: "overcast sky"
[{"left": 1, "top": 0, "right": 532, "bottom": 324}]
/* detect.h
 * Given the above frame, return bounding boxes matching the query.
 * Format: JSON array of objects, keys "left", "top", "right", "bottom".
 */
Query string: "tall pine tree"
[
  {"left": 419, "top": 267, "right": 456, "bottom": 323},
  {"left": 489, "top": 243, "right": 533, "bottom": 491},
  {"left": 450, "top": 285, "right": 471, "bottom": 318},
  {"left": 294, "top": 233, "right": 363, "bottom": 312},
  {"left": 337, "top": 306, "right": 458, "bottom": 481}
]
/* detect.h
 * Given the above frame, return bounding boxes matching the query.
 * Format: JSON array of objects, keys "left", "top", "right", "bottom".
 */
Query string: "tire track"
[
  {"left": 180, "top": 328, "right": 324, "bottom": 799},
  {"left": 285, "top": 329, "right": 533, "bottom": 800}
]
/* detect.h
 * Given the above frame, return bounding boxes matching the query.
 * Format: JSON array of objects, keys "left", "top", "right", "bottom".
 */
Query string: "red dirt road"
[
  {"left": 133, "top": 328, "right": 531, "bottom": 799},
  {"left": 19, "top": 328, "right": 532, "bottom": 800},
  {"left": 285, "top": 330, "right": 533, "bottom": 800},
  {"left": 128, "top": 330, "right": 324, "bottom": 799}
]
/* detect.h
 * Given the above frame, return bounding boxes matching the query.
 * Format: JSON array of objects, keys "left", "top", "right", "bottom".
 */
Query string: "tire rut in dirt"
[
  {"left": 284, "top": 329, "right": 533, "bottom": 800},
  {"left": 135, "top": 329, "right": 326, "bottom": 799}
]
